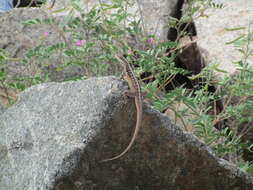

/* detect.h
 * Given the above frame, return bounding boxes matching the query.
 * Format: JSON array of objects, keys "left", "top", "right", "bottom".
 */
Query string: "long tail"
[{"left": 100, "top": 104, "right": 142, "bottom": 162}]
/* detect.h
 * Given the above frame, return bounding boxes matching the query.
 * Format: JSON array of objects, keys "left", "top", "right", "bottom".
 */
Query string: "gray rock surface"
[
  {"left": 194, "top": 0, "right": 253, "bottom": 77},
  {"left": 1, "top": 76, "right": 253, "bottom": 190}
]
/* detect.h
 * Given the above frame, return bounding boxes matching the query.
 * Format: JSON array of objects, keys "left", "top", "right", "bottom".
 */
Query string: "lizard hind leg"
[{"left": 124, "top": 91, "right": 139, "bottom": 98}]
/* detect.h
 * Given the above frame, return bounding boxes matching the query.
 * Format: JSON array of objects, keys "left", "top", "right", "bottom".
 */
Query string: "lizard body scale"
[{"left": 101, "top": 56, "right": 143, "bottom": 162}]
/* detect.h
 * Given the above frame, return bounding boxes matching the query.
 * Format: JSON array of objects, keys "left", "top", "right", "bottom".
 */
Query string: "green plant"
[{"left": 159, "top": 18, "right": 253, "bottom": 173}]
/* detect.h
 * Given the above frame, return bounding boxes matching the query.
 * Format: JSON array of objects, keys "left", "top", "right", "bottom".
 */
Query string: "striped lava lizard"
[{"left": 101, "top": 55, "right": 143, "bottom": 162}]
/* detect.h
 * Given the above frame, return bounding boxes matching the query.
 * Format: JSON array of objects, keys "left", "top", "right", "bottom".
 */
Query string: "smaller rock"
[{"left": 194, "top": 0, "right": 253, "bottom": 78}]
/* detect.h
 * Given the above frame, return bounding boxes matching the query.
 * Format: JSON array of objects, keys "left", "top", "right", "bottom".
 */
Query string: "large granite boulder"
[{"left": 0, "top": 76, "right": 253, "bottom": 190}]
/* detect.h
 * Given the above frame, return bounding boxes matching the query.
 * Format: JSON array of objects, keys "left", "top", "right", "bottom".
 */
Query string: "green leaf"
[
  {"left": 225, "top": 27, "right": 246, "bottom": 31},
  {"left": 226, "top": 34, "right": 246, "bottom": 45},
  {"left": 22, "top": 18, "right": 42, "bottom": 25}
]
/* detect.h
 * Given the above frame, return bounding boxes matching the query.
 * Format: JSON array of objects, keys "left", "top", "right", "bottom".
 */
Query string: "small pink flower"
[
  {"left": 43, "top": 32, "right": 49, "bottom": 37},
  {"left": 147, "top": 37, "right": 155, "bottom": 45},
  {"left": 75, "top": 40, "right": 85, "bottom": 47}
]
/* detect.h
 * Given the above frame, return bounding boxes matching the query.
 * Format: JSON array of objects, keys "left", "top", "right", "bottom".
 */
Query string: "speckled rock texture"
[
  {"left": 194, "top": 0, "right": 253, "bottom": 78},
  {"left": 0, "top": 76, "right": 253, "bottom": 190}
]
